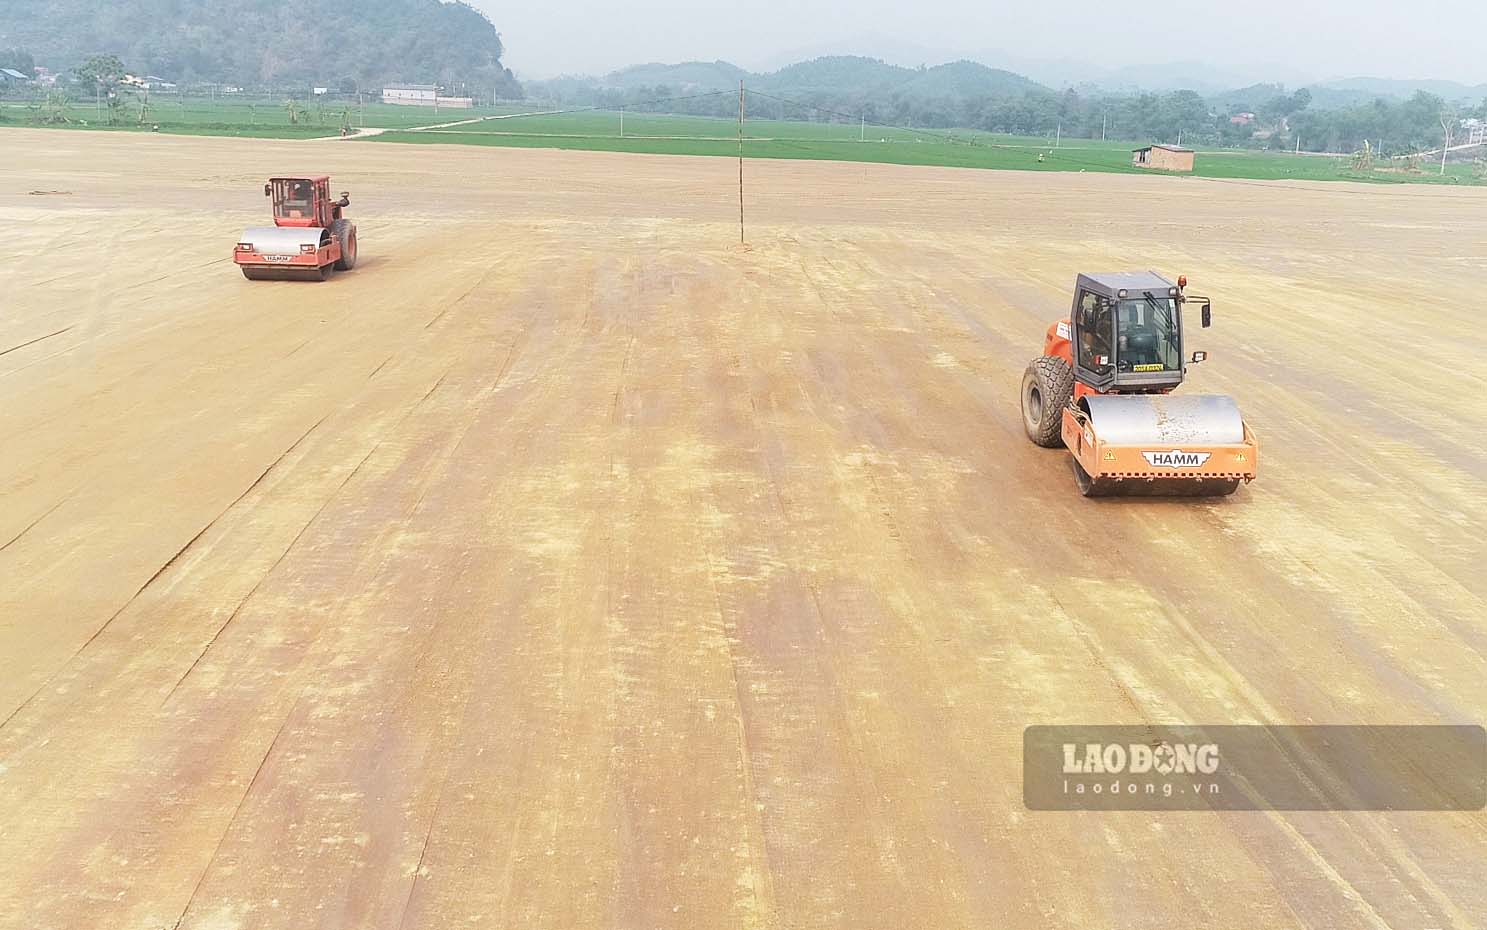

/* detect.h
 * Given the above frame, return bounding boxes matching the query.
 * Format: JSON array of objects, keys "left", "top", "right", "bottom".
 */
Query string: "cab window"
[
  {"left": 272, "top": 179, "right": 316, "bottom": 220},
  {"left": 1076, "top": 291, "right": 1114, "bottom": 376},
  {"left": 1116, "top": 296, "right": 1181, "bottom": 373}
]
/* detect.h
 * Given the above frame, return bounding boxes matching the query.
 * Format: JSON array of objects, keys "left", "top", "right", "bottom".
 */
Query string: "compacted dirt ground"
[{"left": 1, "top": 129, "right": 1484, "bottom": 930}]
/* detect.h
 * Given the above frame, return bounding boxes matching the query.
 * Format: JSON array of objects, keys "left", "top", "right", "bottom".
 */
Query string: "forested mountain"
[{"left": 2, "top": 0, "right": 520, "bottom": 96}]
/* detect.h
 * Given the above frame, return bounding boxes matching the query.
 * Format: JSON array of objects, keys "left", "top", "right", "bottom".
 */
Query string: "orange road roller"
[
  {"left": 1020, "top": 272, "right": 1258, "bottom": 497},
  {"left": 235, "top": 176, "right": 358, "bottom": 281}
]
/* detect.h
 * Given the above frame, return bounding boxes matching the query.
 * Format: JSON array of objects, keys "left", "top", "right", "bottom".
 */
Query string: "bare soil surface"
[{"left": 2, "top": 129, "right": 1485, "bottom": 930}]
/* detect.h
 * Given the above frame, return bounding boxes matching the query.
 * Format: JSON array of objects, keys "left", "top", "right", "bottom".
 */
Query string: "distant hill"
[
  {"left": 532, "top": 55, "right": 1051, "bottom": 104},
  {"left": 3, "top": 0, "right": 520, "bottom": 96},
  {"left": 895, "top": 60, "right": 1043, "bottom": 99},
  {"left": 1211, "top": 77, "right": 1487, "bottom": 114},
  {"left": 754, "top": 56, "right": 911, "bottom": 95},
  {"left": 753, "top": 56, "right": 1047, "bottom": 101},
  {"left": 1086, "top": 60, "right": 1250, "bottom": 96},
  {"left": 1209, "top": 83, "right": 1289, "bottom": 111},
  {"left": 1309, "top": 76, "right": 1487, "bottom": 104},
  {"left": 600, "top": 60, "right": 747, "bottom": 92},
  {"left": 1293, "top": 86, "right": 1392, "bottom": 110}
]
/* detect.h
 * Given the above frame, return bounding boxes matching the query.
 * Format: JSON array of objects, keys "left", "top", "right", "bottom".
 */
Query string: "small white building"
[
  {"left": 381, "top": 84, "right": 473, "bottom": 108},
  {"left": 119, "top": 74, "right": 176, "bottom": 90},
  {"left": 382, "top": 84, "right": 437, "bottom": 105}
]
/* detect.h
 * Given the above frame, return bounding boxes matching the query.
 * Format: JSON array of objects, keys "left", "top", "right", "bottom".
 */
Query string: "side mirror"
[
  {"left": 263, "top": 183, "right": 271, "bottom": 196},
  {"left": 1201, "top": 303, "right": 1212, "bottom": 328},
  {"left": 1191, "top": 351, "right": 1208, "bottom": 363}
]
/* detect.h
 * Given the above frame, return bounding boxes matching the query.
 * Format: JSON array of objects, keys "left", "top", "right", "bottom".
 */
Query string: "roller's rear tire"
[
  {"left": 332, "top": 219, "right": 357, "bottom": 271},
  {"left": 1021, "top": 356, "right": 1073, "bottom": 448}
]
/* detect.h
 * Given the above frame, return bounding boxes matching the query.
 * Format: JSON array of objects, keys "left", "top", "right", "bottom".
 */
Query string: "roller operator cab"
[
  {"left": 1020, "top": 272, "right": 1258, "bottom": 497},
  {"left": 234, "top": 176, "right": 358, "bottom": 281}
]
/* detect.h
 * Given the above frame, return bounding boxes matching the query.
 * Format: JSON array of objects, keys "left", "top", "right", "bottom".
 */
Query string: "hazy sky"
[{"left": 475, "top": 0, "right": 1486, "bottom": 86}]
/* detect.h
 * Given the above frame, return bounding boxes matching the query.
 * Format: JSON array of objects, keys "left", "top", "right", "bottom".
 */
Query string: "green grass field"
[
  {"left": 0, "top": 95, "right": 529, "bottom": 137},
  {"left": 4, "top": 94, "right": 1481, "bottom": 186},
  {"left": 370, "top": 109, "right": 1484, "bottom": 185}
]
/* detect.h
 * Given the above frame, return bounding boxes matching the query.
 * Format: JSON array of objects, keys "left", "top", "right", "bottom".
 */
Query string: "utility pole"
[
  {"left": 1440, "top": 114, "right": 1452, "bottom": 175},
  {"left": 738, "top": 81, "right": 745, "bottom": 245}
]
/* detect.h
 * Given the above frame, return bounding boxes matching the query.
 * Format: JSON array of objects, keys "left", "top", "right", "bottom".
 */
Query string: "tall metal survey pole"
[{"left": 738, "top": 81, "right": 745, "bottom": 245}]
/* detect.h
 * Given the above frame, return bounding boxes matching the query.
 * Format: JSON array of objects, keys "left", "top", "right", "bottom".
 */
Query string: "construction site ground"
[{"left": 2, "top": 129, "right": 1485, "bottom": 930}]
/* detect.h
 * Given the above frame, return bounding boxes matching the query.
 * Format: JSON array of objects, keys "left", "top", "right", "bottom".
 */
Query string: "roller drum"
[
  {"left": 238, "top": 226, "right": 327, "bottom": 255},
  {"left": 1083, "top": 394, "right": 1245, "bottom": 446},
  {"left": 1078, "top": 394, "right": 1249, "bottom": 498}
]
